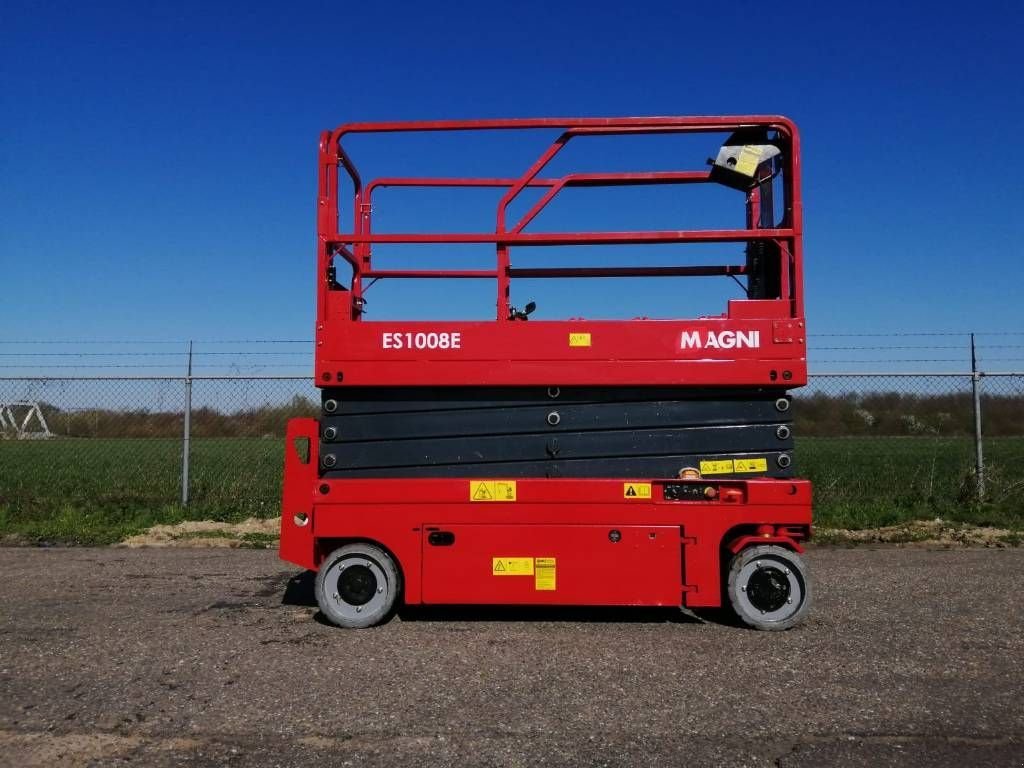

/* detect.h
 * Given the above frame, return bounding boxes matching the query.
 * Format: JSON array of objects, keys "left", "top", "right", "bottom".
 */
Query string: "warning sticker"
[
  {"left": 568, "top": 333, "right": 592, "bottom": 347},
  {"left": 734, "top": 458, "right": 768, "bottom": 473},
  {"left": 700, "top": 459, "right": 735, "bottom": 475},
  {"left": 733, "top": 145, "right": 764, "bottom": 177},
  {"left": 470, "top": 480, "right": 517, "bottom": 502},
  {"left": 623, "top": 482, "right": 652, "bottom": 499},
  {"left": 492, "top": 557, "right": 534, "bottom": 576},
  {"left": 534, "top": 557, "right": 556, "bottom": 591}
]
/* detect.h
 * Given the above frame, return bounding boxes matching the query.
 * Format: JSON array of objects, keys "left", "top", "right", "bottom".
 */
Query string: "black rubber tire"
[
  {"left": 315, "top": 543, "right": 401, "bottom": 628},
  {"left": 726, "top": 544, "right": 811, "bottom": 631}
]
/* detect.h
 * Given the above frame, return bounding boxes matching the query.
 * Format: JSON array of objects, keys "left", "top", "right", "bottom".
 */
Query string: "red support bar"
[
  {"left": 334, "top": 228, "right": 794, "bottom": 246},
  {"left": 512, "top": 171, "right": 711, "bottom": 234},
  {"left": 363, "top": 171, "right": 708, "bottom": 201},
  {"left": 330, "top": 115, "right": 799, "bottom": 141},
  {"left": 361, "top": 266, "right": 745, "bottom": 280},
  {"left": 366, "top": 177, "right": 560, "bottom": 193},
  {"left": 497, "top": 133, "right": 571, "bottom": 237}
]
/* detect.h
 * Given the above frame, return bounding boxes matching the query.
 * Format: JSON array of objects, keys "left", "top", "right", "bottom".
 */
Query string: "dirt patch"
[
  {"left": 118, "top": 518, "right": 278, "bottom": 548},
  {"left": 0, "top": 730, "right": 143, "bottom": 767},
  {"left": 815, "top": 519, "right": 1022, "bottom": 547}
]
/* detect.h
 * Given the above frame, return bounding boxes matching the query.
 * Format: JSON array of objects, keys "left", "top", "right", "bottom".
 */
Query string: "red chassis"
[
  {"left": 282, "top": 419, "right": 811, "bottom": 609},
  {"left": 282, "top": 116, "right": 813, "bottom": 629}
]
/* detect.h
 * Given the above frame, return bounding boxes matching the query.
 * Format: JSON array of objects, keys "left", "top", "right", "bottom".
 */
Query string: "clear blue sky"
[{"left": 3, "top": 0, "right": 1022, "bottom": 355}]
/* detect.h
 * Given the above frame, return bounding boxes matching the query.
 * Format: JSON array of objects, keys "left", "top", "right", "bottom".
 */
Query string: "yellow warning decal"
[
  {"left": 623, "top": 482, "right": 652, "bottom": 499},
  {"left": 733, "top": 145, "right": 764, "bottom": 177},
  {"left": 568, "top": 332, "right": 592, "bottom": 347},
  {"left": 470, "top": 480, "right": 517, "bottom": 502},
  {"left": 700, "top": 459, "right": 735, "bottom": 475},
  {"left": 734, "top": 458, "right": 768, "bottom": 473},
  {"left": 492, "top": 557, "right": 534, "bottom": 576},
  {"left": 534, "top": 557, "right": 556, "bottom": 590}
]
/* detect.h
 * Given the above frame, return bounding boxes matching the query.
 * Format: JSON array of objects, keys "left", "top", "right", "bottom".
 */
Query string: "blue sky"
[{"left": 2, "top": 0, "right": 1022, "bottom": 370}]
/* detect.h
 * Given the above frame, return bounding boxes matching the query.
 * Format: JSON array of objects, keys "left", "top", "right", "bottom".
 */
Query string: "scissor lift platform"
[{"left": 281, "top": 116, "right": 812, "bottom": 630}]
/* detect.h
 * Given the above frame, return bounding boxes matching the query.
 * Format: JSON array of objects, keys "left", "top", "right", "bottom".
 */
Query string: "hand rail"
[{"left": 317, "top": 116, "right": 803, "bottom": 320}]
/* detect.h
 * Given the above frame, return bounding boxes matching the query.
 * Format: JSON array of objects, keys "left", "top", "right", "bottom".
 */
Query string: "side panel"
[
  {"left": 284, "top": 477, "right": 814, "bottom": 610},
  {"left": 420, "top": 524, "right": 682, "bottom": 606},
  {"left": 317, "top": 318, "right": 807, "bottom": 387},
  {"left": 279, "top": 419, "right": 318, "bottom": 571}
]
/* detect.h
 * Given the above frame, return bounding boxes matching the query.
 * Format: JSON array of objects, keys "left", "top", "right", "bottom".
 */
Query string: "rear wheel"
[
  {"left": 315, "top": 543, "right": 401, "bottom": 628},
  {"left": 726, "top": 545, "right": 810, "bottom": 630}
]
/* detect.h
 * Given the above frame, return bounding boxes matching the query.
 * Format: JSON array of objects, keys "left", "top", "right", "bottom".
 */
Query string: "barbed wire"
[
  {"left": 0, "top": 352, "right": 312, "bottom": 357},
  {"left": 0, "top": 364, "right": 312, "bottom": 370},
  {"left": 809, "top": 332, "right": 1024, "bottom": 337},
  {"left": 810, "top": 345, "right": 1024, "bottom": 351},
  {"left": 0, "top": 339, "right": 312, "bottom": 345},
  {"left": 4, "top": 348, "right": 1020, "bottom": 358},
  {"left": 4, "top": 333, "right": 1022, "bottom": 345},
  {"left": 813, "top": 359, "right": 966, "bottom": 364},
  {"left": 1, "top": 336, "right": 1021, "bottom": 375}
]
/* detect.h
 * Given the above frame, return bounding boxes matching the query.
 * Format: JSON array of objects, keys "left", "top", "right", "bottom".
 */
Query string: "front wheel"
[
  {"left": 315, "top": 543, "right": 401, "bottom": 628},
  {"left": 726, "top": 545, "right": 811, "bottom": 630}
]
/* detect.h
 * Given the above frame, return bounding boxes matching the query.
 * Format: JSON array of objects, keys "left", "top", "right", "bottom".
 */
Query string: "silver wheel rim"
[
  {"left": 322, "top": 554, "right": 392, "bottom": 622},
  {"left": 734, "top": 555, "right": 804, "bottom": 625}
]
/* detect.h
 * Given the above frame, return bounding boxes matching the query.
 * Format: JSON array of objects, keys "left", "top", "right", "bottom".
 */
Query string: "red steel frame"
[
  {"left": 282, "top": 116, "right": 812, "bottom": 612},
  {"left": 314, "top": 116, "right": 806, "bottom": 388}
]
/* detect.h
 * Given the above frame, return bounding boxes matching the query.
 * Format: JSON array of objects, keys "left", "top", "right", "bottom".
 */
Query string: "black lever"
[{"left": 509, "top": 301, "right": 536, "bottom": 321}]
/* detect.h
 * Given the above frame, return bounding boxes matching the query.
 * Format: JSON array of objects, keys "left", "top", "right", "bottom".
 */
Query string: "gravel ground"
[{"left": 0, "top": 546, "right": 1021, "bottom": 767}]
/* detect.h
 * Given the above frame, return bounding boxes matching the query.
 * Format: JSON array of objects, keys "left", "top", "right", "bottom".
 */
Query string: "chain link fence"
[
  {"left": 1, "top": 374, "right": 1022, "bottom": 540},
  {"left": 801, "top": 374, "right": 1024, "bottom": 528},
  {"left": 0, "top": 377, "right": 317, "bottom": 528}
]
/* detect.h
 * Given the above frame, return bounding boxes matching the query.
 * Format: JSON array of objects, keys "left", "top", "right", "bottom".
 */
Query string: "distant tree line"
[
  {"left": 796, "top": 392, "right": 1023, "bottom": 437},
  {"left": 24, "top": 392, "right": 1024, "bottom": 439},
  {"left": 36, "top": 395, "right": 319, "bottom": 439}
]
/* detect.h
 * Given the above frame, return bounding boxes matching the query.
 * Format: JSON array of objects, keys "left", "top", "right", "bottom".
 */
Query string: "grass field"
[{"left": 1, "top": 436, "right": 1022, "bottom": 545}]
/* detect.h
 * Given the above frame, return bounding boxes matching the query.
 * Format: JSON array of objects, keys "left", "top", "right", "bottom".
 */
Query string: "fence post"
[
  {"left": 181, "top": 341, "right": 193, "bottom": 506},
  {"left": 970, "top": 333, "right": 985, "bottom": 502}
]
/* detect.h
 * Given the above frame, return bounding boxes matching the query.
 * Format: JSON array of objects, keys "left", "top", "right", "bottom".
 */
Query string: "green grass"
[
  {"left": 0, "top": 436, "right": 1022, "bottom": 545},
  {"left": 800, "top": 436, "right": 1024, "bottom": 530},
  {"left": 0, "top": 437, "right": 283, "bottom": 545}
]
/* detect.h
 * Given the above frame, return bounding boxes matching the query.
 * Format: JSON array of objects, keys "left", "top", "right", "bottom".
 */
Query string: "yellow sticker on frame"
[
  {"left": 700, "top": 459, "right": 735, "bottom": 475},
  {"left": 733, "top": 145, "right": 763, "bottom": 177},
  {"left": 492, "top": 557, "right": 534, "bottom": 576},
  {"left": 734, "top": 458, "right": 768, "bottom": 473},
  {"left": 568, "top": 333, "right": 592, "bottom": 347},
  {"left": 623, "top": 483, "right": 652, "bottom": 499},
  {"left": 470, "top": 480, "right": 517, "bottom": 502},
  {"left": 534, "top": 557, "right": 556, "bottom": 590}
]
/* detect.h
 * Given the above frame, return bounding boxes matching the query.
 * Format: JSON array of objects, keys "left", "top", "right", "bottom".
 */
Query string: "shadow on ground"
[{"left": 279, "top": 568, "right": 714, "bottom": 625}]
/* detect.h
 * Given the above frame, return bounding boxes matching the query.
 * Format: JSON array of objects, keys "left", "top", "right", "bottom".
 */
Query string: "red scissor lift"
[{"left": 281, "top": 116, "right": 812, "bottom": 630}]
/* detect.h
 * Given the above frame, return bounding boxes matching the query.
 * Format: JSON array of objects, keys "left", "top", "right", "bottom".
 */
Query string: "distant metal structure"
[{"left": 0, "top": 401, "right": 53, "bottom": 439}]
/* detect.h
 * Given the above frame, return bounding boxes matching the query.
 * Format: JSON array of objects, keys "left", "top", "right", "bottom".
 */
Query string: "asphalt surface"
[{"left": 0, "top": 546, "right": 1022, "bottom": 767}]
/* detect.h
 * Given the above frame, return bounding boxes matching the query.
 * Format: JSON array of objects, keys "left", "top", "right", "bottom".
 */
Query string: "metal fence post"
[
  {"left": 970, "top": 333, "right": 985, "bottom": 502},
  {"left": 181, "top": 341, "right": 193, "bottom": 506}
]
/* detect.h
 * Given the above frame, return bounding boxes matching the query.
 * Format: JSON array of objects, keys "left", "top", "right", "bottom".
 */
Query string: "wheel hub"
[
  {"left": 337, "top": 564, "right": 377, "bottom": 606},
  {"left": 745, "top": 565, "right": 791, "bottom": 612}
]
